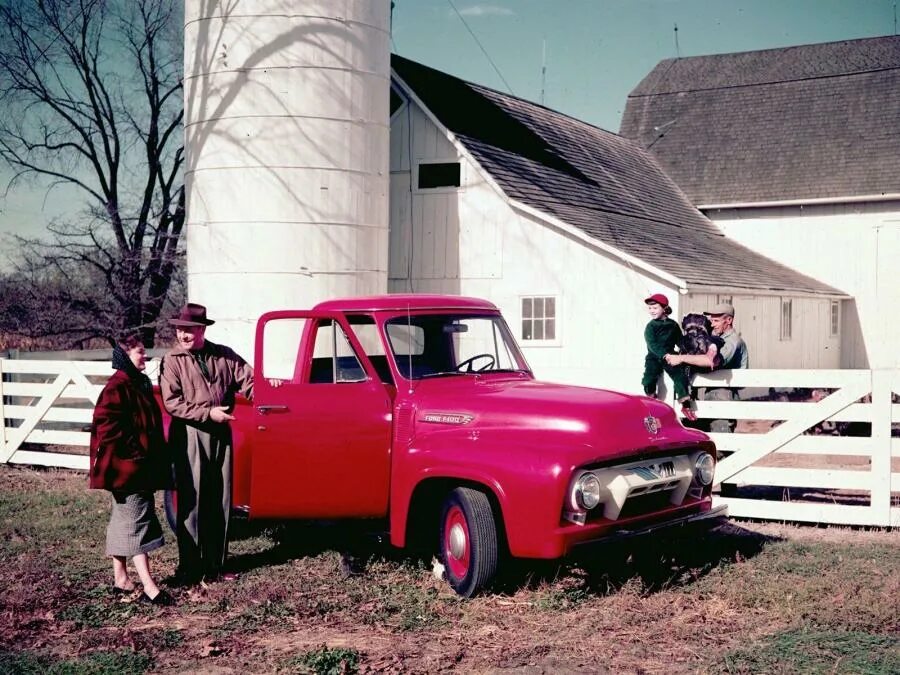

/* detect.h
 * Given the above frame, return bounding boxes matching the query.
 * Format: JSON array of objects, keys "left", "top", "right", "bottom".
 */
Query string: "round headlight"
[
  {"left": 695, "top": 454, "right": 715, "bottom": 485},
  {"left": 575, "top": 473, "right": 602, "bottom": 510}
]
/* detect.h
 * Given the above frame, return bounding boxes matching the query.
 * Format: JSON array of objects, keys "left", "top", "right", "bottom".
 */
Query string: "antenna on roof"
[
  {"left": 541, "top": 38, "right": 547, "bottom": 105},
  {"left": 894, "top": 2, "right": 897, "bottom": 34},
  {"left": 674, "top": 23, "right": 681, "bottom": 58}
]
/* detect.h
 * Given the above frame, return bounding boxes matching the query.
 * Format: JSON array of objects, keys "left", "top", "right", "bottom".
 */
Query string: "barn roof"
[
  {"left": 391, "top": 55, "right": 843, "bottom": 297},
  {"left": 619, "top": 35, "right": 900, "bottom": 205}
]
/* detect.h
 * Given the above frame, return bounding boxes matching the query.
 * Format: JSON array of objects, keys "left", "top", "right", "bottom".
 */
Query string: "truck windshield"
[{"left": 384, "top": 314, "right": 529, "bottom": 380}]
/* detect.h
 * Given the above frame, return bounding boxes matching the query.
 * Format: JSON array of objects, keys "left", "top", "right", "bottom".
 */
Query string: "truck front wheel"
[{"left": 440, "top": 487, "right": 498, "bottom": 597}]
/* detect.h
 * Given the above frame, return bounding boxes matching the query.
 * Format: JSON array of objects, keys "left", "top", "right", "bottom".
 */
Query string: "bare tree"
[{"left": 0, "top": 0, "right": 184, "bottom": 347}]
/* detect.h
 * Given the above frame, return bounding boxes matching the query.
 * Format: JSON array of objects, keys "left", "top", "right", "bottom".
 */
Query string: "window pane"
[
  {"left": 781, "top": 299, "right": 792, "bottom": 340},
  {"left": 418, "top": 162, "right": 461, "bottom": 189},
  {"left": 522, "top": 297, "right": 532, "bottom": 319},
  {"left": 310, "top": 322, "right": 365, "bottom": 383},
  {"left": 261, "top": 318, "right": 306, "bottom": 381},
  {"left": 333, "top": 328, "right": 365, "bottom": 382},
  {"left": 546, "top": 297, "right": 555, "bottom": 318},
  {"left": 534, "top": 297, "right": 544, "bottom": 319},
  {"left": 522, "top": 319, "right": 532, "bottom": 340},
  {"left": 386, "top": 323, "right": 425, "bottom": 356},
  {"left": 348, "top": 317, "right": 384, "bottom": 357},
  {"left": 534, "top": 321, "right": 544, "bottom": 340},
  {"left": 545, "top": 318, "right": 555, "bottom": 340}
]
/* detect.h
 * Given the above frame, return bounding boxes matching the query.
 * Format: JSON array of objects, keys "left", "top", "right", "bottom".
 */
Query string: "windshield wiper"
[{"left": 417, "top": 371, "right": 468, "bottom": 379}]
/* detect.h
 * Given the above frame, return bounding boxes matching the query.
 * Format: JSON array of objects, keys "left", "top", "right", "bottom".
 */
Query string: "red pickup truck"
[{"left": 166, "top": 294, "right": 725, "bottom": 596}]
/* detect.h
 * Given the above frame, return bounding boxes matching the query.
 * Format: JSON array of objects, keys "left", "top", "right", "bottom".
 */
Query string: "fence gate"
[
  {"left": 693, "top": 368, "right": 899, "bottom": 527},
  {"left": 0, "top": 359, "right": 159, "bottom": 470}
]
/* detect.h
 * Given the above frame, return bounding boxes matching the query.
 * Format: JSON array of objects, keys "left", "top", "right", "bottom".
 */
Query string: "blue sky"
[
  {"left": 1, "top": 0, "right": 896, "bottom": 251},
  {"left": 392, "top": 0, "right": 897, "bottom": 131}
]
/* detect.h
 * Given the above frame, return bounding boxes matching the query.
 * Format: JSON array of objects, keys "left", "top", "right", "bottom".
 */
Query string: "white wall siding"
[
  {"left": 389, "top": 100, "right": 842, "bottom": 391},
  {"left": 709, "top": 202, "right": 900, "bottom": 368},
  {"left": 389, "top": 104, "right": 500, "bottom": 284},
  {"left": 389, "top": 101, "right": 678, "bottom": 392},
  {"left": 683, "top": 294, "right": 839, "bottom": 369}
]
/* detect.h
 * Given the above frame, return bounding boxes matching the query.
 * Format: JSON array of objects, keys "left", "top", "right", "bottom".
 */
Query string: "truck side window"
[
  {"left": 309, "top": 320, "right": 366, "bottom": 384},
  {"left": 347, "top": 315, "right": 394, "bottom": 385},
  {"left": 261, "top": 318, "right": 307, "bottom": 382}
]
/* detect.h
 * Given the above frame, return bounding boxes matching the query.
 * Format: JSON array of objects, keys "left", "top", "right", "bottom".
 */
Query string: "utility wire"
[{"left": 446, "top": 0, "right": 515, "bottom": 95}]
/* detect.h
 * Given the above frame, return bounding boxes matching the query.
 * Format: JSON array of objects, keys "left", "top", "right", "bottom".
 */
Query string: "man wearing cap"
[
  {"left": 665, "top": 302, "right": 748, "bottom": 433},
  {"left": 159, "top": 303, "right": 254, "bottom": 585}
]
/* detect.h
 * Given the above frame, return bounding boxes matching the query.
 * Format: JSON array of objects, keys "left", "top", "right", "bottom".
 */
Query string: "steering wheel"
[{"left": 455, "top": 353, "right": 495, "bottom": 373}]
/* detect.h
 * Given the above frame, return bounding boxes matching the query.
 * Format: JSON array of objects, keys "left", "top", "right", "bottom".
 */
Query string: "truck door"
[{"left": 249, "top": 311, "right": 392, "bottom": 519}]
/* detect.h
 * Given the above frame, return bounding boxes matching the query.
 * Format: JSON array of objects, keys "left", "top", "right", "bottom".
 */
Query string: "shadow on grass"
[
  {"left": 225, "top": 518, "right": 778, "bottom": 599},
  {"left": 504, "top": 520, "right": 779, "bottom": 597},
  {"left": 226, "top": 517, "right": 397, "bottom": 575}
]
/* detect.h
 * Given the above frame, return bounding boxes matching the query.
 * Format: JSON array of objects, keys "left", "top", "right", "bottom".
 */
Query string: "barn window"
[
  {"left": 830, "top": 301, "right": 840, "bottom": 336},
  {"left": 717, "top": 294, "right": 733, "bottom": 306},
  {"left": 780, "top": 298, "right": 793, "bottom": 341},
  {"left": 521, "top": 296, "right": 556, "bottom": 342},
  {"left": 417, "top": 161, "right": 461, "bottom": 189}
]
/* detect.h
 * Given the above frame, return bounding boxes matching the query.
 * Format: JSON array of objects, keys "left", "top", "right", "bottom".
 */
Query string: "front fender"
[{"left": 390, "top": 428, "right": 577, "bottom": 557}]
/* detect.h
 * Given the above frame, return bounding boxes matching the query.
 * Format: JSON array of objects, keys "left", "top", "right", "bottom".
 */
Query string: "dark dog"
[
  {"left": 680, "top": 313, "right": 724, "bottom": 381},
  {"left": 675, "top": 313, "right": 724, "bottom": 423}
]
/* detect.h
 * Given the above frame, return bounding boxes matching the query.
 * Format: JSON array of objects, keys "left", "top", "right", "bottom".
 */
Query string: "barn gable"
[{"left": 391, "top": 55, "right": 842, "bottom": 298}]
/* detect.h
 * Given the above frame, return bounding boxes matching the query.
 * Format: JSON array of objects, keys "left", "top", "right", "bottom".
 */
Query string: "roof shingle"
[
  {"left": 620, "top": 36, "right": 900, "bottom": 204},
  {"left": 392, "top": 55, "right": 842, "bottom": 296}
]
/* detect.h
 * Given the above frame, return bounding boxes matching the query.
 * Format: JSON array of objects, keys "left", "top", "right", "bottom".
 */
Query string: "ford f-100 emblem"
[
  {"left": 421, "top": 412, "right": 474, "bottom": 425},
  {"left": 643, "top": 416, "right": 660, "bottom": 434}
]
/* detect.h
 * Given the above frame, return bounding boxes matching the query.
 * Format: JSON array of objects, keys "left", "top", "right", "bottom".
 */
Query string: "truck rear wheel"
[{"left": 439, "top": 487, "right": 498, "bottom": 597}]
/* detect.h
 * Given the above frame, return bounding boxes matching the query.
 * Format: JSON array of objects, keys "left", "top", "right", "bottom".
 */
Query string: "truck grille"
[
  {"left": 617, "top": 491, "right": 678, "bottom": 519},
  {"left": 587, "top": 453, "right": 696, "bottom": 522}
]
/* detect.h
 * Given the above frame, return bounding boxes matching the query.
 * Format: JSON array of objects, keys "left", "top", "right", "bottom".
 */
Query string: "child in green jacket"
[{"left": 641, "top": 294, "right": 696, "bottom": 420}]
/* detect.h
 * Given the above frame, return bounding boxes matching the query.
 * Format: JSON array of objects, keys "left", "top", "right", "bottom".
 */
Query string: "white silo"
[{"left": 183, "top": 0, "right": 391, "bottom": 358}]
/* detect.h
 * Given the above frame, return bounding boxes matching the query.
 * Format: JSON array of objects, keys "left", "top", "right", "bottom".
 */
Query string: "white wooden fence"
[
  {"left": 693, "top": 368, "right": 899, "bottom": 527},
  {"left": 1, "top": 358, "right": 898, "bottom": 527},
  {"left": 0, "top": 358, "right": 160, "bottom": 471}
]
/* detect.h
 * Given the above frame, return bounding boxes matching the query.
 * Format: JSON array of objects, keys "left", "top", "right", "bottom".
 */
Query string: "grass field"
[{"left": 0, "top": 465, "right": 897, "bottom": 674}]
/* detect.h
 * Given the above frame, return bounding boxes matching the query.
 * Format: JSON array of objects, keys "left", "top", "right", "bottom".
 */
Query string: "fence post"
[
  {"left": 0, "top": 359, "right": 6, "bottom": 449},
  {"left": 869, "top": 369, "right": 893, "bottom": 526}
]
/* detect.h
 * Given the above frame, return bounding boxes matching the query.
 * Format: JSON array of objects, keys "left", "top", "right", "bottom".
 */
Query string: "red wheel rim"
[{"left": 444, "top": 505, "right": 470, "bottom": 580}]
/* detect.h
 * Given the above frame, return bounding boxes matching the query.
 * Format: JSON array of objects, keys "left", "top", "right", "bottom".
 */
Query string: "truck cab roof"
[{"left": 312, "top": 294, "right": 499, "bottom": 313}]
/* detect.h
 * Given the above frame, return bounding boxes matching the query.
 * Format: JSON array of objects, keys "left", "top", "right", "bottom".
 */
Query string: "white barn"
[
  {"left": 620, "top": 36, "right": 900, "bottom": 370},
  {"left": 389, "top": 56, "right": 844, "bottom": 393}
]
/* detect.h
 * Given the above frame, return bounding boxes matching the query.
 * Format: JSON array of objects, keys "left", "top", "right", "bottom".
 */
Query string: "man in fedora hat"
[
  {"left": 665, "top": 301, "right": 749, "bottom": 433},
  {"left": 159, "top": 303, "right": 254, "bottom": 585}
]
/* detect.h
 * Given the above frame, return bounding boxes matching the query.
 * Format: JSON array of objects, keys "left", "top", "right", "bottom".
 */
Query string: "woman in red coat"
[{"left": 90, "top": 334, "right": 174, "bottom": 605}]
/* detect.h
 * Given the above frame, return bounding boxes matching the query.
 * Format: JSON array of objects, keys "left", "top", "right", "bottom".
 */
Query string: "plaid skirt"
[{"left": 106, "top": 491, "right": 165, "bottom": 557}]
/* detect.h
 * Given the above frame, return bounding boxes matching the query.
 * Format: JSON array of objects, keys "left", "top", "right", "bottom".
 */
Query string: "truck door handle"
[{"left": 256, "top": 404, "right": 289, "bottom": 415}]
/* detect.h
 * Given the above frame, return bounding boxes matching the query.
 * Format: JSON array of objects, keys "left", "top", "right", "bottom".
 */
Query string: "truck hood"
[{"left": 410, "top": 376, "right": 702, "bottom": 466}]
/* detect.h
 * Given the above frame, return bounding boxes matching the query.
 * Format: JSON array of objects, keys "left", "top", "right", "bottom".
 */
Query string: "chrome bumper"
[{"left": 573, "top": 503, "right": 729, "bottom": 550}]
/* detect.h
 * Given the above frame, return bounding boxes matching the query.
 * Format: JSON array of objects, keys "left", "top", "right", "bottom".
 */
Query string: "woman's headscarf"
[{"left": 111, "top": 343, "right": 152, "bottom": 393}]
